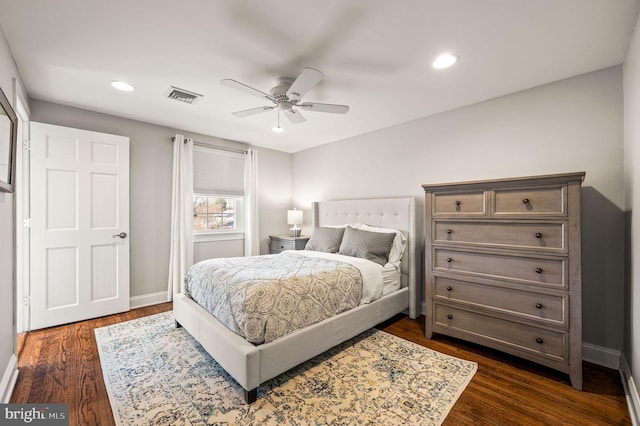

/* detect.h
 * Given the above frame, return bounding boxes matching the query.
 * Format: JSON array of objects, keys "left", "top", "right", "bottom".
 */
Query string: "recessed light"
[
  {"left": 432, "top": 53, "right": 458, "bottom": 69},
  {"left": 272, "top": 126, "right": 285, "bottom": 133},
  {"left": 110, "top": 80, "right": 135, "bottom": 91}
]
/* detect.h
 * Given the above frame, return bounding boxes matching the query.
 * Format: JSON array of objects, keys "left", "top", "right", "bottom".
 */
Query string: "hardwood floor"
[
  {"left": 11, "top": 304, "right": 631, "bottom": 425},
  {"left": 380, "top": 315, "right": 632, "bottom": 425},
  {"left": 11, "top": 303, "right": 173, "bottom": 426}
]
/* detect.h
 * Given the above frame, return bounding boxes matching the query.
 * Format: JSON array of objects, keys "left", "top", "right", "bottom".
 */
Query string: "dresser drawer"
[
  {"left": 493, "top": 186, "right": 565, "bottom": 216},
  {"left": 269, "top": 236, "right": 310, "bottom": 254},
  {"left": 434, "top": 304, "right": 568, "bottom": 363},
  {"left": 271, "top": 239, "right": 294, "bottom": 253},
  {"left": 433, "top": 221, "right": 565, "bottom": 251},
  {"left": 433, "top": 191, "right": 486, "bottom": 215},
  {"left": 434, "top": 249, "right": 567, "bottom": 289},
  {"left": 433, "top": 276, "right": 567, "bottom": 326}
]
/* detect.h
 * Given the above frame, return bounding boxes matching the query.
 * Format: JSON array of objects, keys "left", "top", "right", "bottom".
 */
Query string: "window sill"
[{"left": 194, "top": 232, "right": 245, "bottom": 243}]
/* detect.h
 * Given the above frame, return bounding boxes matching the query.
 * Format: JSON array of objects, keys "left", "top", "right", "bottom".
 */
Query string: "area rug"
[{"left": 95, "top": 312, "right": 477, "bottom": 425}]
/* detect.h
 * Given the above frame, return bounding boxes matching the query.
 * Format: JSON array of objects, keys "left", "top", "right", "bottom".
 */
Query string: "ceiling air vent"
[{"left": 165, "top": 86, "right": 203, "bottom": 104}]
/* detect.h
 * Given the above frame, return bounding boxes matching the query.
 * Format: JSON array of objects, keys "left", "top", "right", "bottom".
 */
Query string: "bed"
[{"left": 173, "top": 197, "right": 418, "bottom": 403}]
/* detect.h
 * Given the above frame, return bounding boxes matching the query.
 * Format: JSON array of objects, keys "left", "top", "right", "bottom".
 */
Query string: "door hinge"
[
  {"left": 23, "top": 296, "right": 30, "bottom": 306},
  {"left": 23, "top": 218, "right": 31, "bottom": 228},
  {"left": 23, "top": 140, "right": 31, "bottom": 151}
]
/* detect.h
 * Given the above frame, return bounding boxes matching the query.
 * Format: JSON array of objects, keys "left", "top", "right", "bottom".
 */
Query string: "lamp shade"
[{"left": 287, "top": 209, "right": 303, "bottom": 225}]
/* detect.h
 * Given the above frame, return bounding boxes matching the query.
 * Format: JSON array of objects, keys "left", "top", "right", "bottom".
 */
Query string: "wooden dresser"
[{"left": 423, "top": 172, "right": 585, "bottom": 389}]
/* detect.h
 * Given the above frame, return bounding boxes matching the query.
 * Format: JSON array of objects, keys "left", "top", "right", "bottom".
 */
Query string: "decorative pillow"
[
  {"left": 305, "top": 227, "right": 345, "bottom": 253},
  {"left": 338, "top": 227, "right": 396, "bottom": 266},
  {"left": 358, "top": 224, "right": 407, "bottom": 265}
]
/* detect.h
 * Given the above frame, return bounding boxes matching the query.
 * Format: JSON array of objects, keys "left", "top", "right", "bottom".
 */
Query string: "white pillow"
[
  {"left": 358, "top": 224, "right": 407, "bottom": 265},
  {"left": 324, "top": 223, "right": 362, "bottom": 229}
]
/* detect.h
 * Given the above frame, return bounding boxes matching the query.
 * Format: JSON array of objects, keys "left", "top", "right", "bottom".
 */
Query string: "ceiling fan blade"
[
  {"left": 284, "top": 109, "right": 306, "bottom": 124},
  {"left": 300, "top": 102, "right": 349, "bottom": 114},
  {"left": 286, "top": 68, "right": 323, "bottom": 100},
  {"left": 232, "top": 106, "right": 275, "bottom": 117},
  {"left": 221, "top": 79, "right": 275, "bottom": 102}
]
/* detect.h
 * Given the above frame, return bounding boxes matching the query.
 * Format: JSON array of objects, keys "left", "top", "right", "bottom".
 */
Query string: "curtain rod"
[{"left": 169, "top": 135, "right": 248, "bottom": 154}]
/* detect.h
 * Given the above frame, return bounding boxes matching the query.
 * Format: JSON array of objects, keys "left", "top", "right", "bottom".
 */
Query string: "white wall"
[
  {"left": 293, "top": 66, "right": 625, "bottom": 351},
  {"left": 30, "top": 100, "right": 292, "bottom": 298},
  {"left": 623, "top": 8, "right": 640, "bottom": 421}
]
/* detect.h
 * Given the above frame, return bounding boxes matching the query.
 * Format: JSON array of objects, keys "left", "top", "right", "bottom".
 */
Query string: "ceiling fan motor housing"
[
  {"left": 270, "top": 77, "right": 296, "bottom": 110},
  {"left": 270, "top": 77, "right": 293, "bottom": 97}
]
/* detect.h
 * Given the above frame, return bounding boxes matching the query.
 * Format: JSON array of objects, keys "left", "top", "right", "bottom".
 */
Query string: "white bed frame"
[{"left": 174, "top": 197, "right": 417, "bottom": 403}]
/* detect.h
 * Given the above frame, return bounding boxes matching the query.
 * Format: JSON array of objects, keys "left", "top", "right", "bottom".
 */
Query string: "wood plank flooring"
[
  {"left": 379, "top": 315, "right": 631, "bottom": 425},
  {"left": 11, "top": 304, "right": 631, "bottom": 425},
  {"left": 11, "top": 303, "right": 172, "bottom": 426}
]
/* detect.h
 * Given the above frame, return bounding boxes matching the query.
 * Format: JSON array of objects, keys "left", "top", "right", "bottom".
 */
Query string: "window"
[
  {"left": 193, "top": 195, "right": 244, "bottom": 233},
  {"left": 192, "top": 145, "right": 246, "bottom": 241}
]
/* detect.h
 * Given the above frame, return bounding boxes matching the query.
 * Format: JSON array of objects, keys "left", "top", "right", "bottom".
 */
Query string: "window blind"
[{"left": 193, "top": 146, "right": 245, "bottom": 195}]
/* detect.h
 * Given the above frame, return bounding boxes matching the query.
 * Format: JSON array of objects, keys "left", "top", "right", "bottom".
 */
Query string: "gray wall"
[
  {"left": 292, "top": 66, "right": 625, "bottom": 352},
  {"left": 31, "top": 100, "right": 292, "bottom": 298},
  {"left": 0, "top": 25, "right": 27, "bottom": 400},
  {"left": 623, "top": 9, "right": 640, "bottom": 411}
]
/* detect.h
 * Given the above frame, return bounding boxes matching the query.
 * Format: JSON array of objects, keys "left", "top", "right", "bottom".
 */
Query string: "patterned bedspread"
[{"left": 184, "top": 251, "right": 363, "bottom": 344}]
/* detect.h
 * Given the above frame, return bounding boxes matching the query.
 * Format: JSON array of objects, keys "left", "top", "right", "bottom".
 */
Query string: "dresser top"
[{"left": 422, "top": 171, "right": 585, "bottom": 191}]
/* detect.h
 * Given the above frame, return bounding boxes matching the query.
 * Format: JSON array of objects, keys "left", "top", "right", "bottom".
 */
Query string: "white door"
[{"left": 30, "top": 122, "right": 130, "bottom": 329}]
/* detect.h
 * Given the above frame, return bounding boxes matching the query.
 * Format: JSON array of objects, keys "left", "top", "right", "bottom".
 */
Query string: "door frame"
[{"left": 14, "top": 82, "right": 30, "bottom": 335}]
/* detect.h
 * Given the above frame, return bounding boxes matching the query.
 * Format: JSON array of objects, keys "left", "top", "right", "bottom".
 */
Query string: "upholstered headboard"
[{"left": 311, "top": 197, "right": 418, "bottom": 319}]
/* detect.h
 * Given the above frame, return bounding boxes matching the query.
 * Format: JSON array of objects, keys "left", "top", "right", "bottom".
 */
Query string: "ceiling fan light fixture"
[
  {"left": 432, "top": 53, "right": 458, "bottom": 69},
  {"left": 110, "top": 80, "right": 135, "bottom": 91}
]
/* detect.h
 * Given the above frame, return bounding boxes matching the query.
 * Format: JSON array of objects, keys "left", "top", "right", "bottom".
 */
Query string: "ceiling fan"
[{"left": 221, "top": 67, "right": 349, "bottom": 124}]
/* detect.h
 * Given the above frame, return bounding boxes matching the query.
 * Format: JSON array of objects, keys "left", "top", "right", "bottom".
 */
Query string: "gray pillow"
[
  {"left": 338, "top": 227, "right": 396, "bottom": 266},
  {"left": 305, "top": 227, "right": 345, "bottom": 253}
]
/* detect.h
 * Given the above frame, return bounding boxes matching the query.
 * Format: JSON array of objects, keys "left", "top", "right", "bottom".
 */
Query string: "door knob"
[{"left": 113, "top": 232, "right": 127, "bottom": 239}]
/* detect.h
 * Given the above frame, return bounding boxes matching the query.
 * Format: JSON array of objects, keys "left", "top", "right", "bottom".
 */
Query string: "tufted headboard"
[{"left": 311, "top": 197, "right": 418, "bottom": 319}]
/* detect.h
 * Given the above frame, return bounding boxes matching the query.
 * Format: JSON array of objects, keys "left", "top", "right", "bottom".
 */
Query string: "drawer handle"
[
  {"left": 535, "top": 232, "right": 543, "bottom": 239},
  {"left": 535, "top": 267, "right": 543, "bottom": 274},
  {"left": 523, "top": 198, "right": 530, "bottom": 204},
  {"left": 446, "top": 229, "right": 452, "bottom": 234},
  {"left": 447, "top": 314, "right": 453, "bottom": 320},
  {"left": 455, "top": 200, "right": 461, "bottom": 206},
  {"left": 536, "top": 337, "right": 544, "bottom": 344},
  {"left": 446, "top": 257, "right": 453, "bottom": 263},
  {"left": 446, "top": 286, "right": 453, "bottom": 292},
  {"left": 535, "top": 303, "right": 543, "bottom": 309}
]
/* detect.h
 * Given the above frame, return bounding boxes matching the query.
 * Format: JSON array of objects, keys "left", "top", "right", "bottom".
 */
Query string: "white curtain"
[
  {"left": 244, "top": 148, "right": 260, "bottom": 256},
  {"left": 167, "top": 134, "right": 194, "bottom": 300}
]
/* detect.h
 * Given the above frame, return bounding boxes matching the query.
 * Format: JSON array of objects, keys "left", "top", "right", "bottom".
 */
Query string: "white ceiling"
[{"left": 0, "top": 0, "right": 638, "bottom": 153}]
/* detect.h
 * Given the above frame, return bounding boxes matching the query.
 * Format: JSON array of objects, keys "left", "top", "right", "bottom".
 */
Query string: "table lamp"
[{"left": 287, "top": 209, "right": 303, "bottom": 237}]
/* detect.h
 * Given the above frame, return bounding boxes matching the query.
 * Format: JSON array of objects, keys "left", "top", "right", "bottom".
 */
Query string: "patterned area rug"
[{"left": 95, "top": 312, "right": 477, "bottom": 425}]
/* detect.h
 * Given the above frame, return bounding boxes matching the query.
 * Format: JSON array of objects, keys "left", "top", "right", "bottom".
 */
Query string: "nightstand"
[{"left": 269, "top": 235, "right": 310, "bottom": 254}]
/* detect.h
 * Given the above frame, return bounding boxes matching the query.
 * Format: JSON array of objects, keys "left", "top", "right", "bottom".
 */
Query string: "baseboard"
[
  {"left": 129, "top": 291, "right": 168, "bottom": 309},
  {"left": 1, "top": 354, "right": 19, "bottom": 403},
  {"left": 620, "top": 354, "right": 639, "bottom": 426},
  {"left": 582, "top": 342, "right": 621, "bottom": 369}
]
